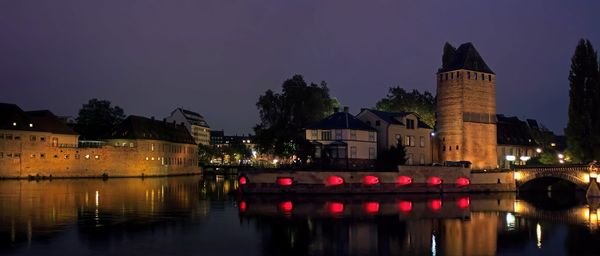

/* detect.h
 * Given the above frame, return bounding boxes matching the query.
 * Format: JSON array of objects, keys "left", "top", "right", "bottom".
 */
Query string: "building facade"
[
  {"left": 306, "top": 108, "right": 377, "bottom": 170},
  {"left": 356, "top": 109, "right": 433, "bottom": 165},
  {"left": 496, "top": 115, "right": 541, "bottom": 169},
  {"left": 165, "top": 108, "right": 211, "bottom": 145},
  {"left": 436, "top": 42, "right": 498, "bottom": 170}
]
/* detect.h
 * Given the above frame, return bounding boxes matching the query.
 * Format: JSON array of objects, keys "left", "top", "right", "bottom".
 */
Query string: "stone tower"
[{"left": 436, "top": 42, "right": 497, "bottom": 170}]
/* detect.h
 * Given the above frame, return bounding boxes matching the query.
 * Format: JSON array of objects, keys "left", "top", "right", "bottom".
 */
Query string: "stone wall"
[{"left": 0, "top": 138, "right": 201, "bottom": 178}]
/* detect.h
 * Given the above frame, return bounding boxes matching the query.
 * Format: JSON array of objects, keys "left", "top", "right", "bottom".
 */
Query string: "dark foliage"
[{"left": 75, "top": 99, "right": 125, "bottom": 140}]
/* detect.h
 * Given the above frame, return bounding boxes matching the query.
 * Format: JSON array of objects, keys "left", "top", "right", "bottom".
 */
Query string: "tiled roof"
[
  {"left": 0, "top": 103, "right": 77, "bottom": 135},
  {"left": 173, "top": 108, "right": 209, "bottom": 127},
  {"left": 361, "top": 109, "right": 432, "bottom": 129},
  {"left": 496, "top": 114, "right": 537, "bottom": 146},
  {"left": 439, "top": 42, "right": 494, "bottom": 74},
  {"left": 107, "top": 115, "right": 196, "bottom": 144},
  {"left": 307, "top": 112, "right": 376, "bottom": 131}
]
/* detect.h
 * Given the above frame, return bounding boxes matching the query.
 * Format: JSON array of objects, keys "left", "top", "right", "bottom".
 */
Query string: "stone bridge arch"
[{"left": 515, "top": 165, "right": 590, "bottom": 190}]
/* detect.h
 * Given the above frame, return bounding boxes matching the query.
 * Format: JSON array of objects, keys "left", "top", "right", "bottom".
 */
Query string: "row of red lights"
[
  {"left": 239, "top": 175, "right": 470, "bottom": 187},
  {"left": 239, "top": 197, "right": 471, "bottom": 214}
]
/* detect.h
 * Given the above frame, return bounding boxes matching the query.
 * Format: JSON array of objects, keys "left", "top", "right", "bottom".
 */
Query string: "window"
[
  {"left": 407, "top": 154, "right": 413, "bottom": 165},
  {"left": 488, "top": 74, "right": 492, "bottom": 81},
  {"left": 450, "top": 73, "right": 453, "bottom": 79},
  {"left": 40, "top": 137, "right": 45, "bottom": 142},
  {"left": 457, "top": 72, "right": 460, "bottom": 78},
  {"left": 322, "top": 131, "right": 332, "bottom": 140},
  {"left": 406, "top": 119, "right": 415, "bottom": 129},
  {"left": 467, "top": 72, "right": 471, "bottom": 79},
  {"left": 375, "top": 120, "right": 381, "bottom": 126},
  {"left": 311, "top": 130, "right": 318, "bottom": 140},
  {"left": 420, "top": 136, "right": 425, "bottom": 147},
  {"left": 14, "top": 135, "right": 20, "bottom": 140},
  {"left": 40, "top": 153, "right": 45, "bottom": 159},
  {"left": 30, "top": 135, "right": 36, "bottom": 141},
  {"left": 474, "top": 73, "right": 478, "bottom": 80},
  {"left": 335, "top": 129, "right": 342, "bottom": 140},
  {"left": 368, "top": 132, "right": 376, "bottom": 142},
  {"left": 369, "top": 147, "right": 376, "bottom": 159},
  {"left": 350, "top": 146, "right": 357, "bottom": 158},
  {"left": 130, "top": 143, "right": 134, "bottom": 147},
  {"left": 439, "top": 74, "right": 443, "bottom": 80},
  {"left": 395, "top": 134, "right": 402, "bottom": 145},
  {"left": 52, "top": 137, "right": 58, "bottom": 147},
  {"left": 419, "top": 154, "right": 425, "bottom": 165},
  {"left": 405, "top": 136, "right": 415, "bottom": 147},
  {"left": 350, "top": 130, "right": 357, "bottom": 140},
  {"left": 445, "top": 73, "right": 448, "bottom": 80},
  {"left": 456, "top": 145, "right": 459, "bottom": 150},
  {"left": 151, "top": 144, "right": 155, "bottom": 151},
  {"left": 442, "top": 145, "right": 446, "bottom": 151}
]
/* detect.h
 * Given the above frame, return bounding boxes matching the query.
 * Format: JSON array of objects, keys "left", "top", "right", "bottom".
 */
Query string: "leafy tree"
[
  {"left": 375, "top": 87, "right": 436, "bottom": 128},
  {"left": 75, "top": 99, "right": 125, "bottom": 140},
  {"left": 527, "top": 151, "right": 559, "bottom": 166},
  {"left": 198, "top": 144, "right": 218, "bottom": 166},
  {"left": 254, "top": 75, "right": 338, "bottom": 159},
  {"left": 376, "top": 141, "right": 407, "bottom": 171},
  {"left": 565, "top": 39, "right": 600, "bottom": 163}
]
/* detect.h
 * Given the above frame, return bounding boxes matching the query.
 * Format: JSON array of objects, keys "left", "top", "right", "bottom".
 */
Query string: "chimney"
[
  {"left": 333, "top": 107, "right": 339, "bottom": 113},
  {"left": 343, "top": 106, "right": 349, "bottom": 113}
]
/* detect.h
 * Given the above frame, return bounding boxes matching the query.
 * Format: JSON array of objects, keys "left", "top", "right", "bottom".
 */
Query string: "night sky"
[{"left": 1, "top": 1, "right": 599, "bottom": 134}]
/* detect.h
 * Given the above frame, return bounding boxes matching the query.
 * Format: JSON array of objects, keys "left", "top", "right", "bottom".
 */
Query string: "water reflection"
[{"left": 1, "top": 175, "right": 600, "bottom": 255}]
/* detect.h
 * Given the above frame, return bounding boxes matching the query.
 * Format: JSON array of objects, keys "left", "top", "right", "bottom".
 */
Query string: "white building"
[{"left": 165, "top": 108, "right": 211, "bottom": 145}]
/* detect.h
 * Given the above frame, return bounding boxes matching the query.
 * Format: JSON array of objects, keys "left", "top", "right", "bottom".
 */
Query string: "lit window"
[
  {"left": 406, "top": 119, "right": 415, "bottom": 129},
  {"left": 94, "top": 155, "right": 99, "bottom": 159},
  {"left": 29, "top": 123, "right": 33, "bottom": 127},
  {"left": 420, "top": 136, "right": 425, "bottom": 147},
  {"left": 85, "top": 154, "right": 90, "bottom": 159},
  {"left": 145, "top": 157, "right": 149, "bottom": 160},
  {"left": 322, "top": 131, "right": 332, "bottom": 140},
  {"left": 311, "top": 130, "right": 318, "bottom": 140},
  {"left": 335, "top": 129, "right": 342, "bottom": 140},
  {"left": 368, "top": 132, "right": 376, "bottom": 142},
  {"left": 350, "top": 130, "right": 357, "bottom": 140},
  {"left": 369, "top": 147, "right": 376, "bottom": 159},
  {"left": 350, "top": 146, "right": 357, "bottom": 158}
]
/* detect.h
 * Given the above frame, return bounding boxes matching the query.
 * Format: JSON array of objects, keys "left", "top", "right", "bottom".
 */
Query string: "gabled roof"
[
  {"left": 0, "top": 103, "right": 77, "bottom": 135},
  {"left": 496, "top": 114, "right": 537, "bottom": 146},
  {"left": 107, "top": 115, "right": 196, "bottom": 144},
  {"left": 360, "top": 109, "right": 432, "bottom": 129},
  {"left": 307, "top": 112, "right": 376, "bottom": 131},
  {"left": 439, "top": 42, "right": 494, "bottom": 74}
]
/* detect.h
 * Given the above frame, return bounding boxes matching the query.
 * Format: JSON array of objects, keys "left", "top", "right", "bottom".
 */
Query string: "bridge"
[{"left": 514, "top": 164, "right": 596, "bottom": 191}]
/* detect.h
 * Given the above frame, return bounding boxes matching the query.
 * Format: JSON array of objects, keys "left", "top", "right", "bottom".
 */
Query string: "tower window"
[
  {"left": 456, "top": 145, "right": 459, "bottom": 150},
  {"left": 450, "top": 73, "right": 453, "bottom": 79},
  {"left": 439, "top": 74, "right": 443, "bottom": 81},
  {"left": 445, "top": 73, "right": 448, "bottom": 80},
  {"left": 456, "top": 72, "right": 460, "bottom": 78},
  {"left": 488, "top": 74, "right": 491, "bottom": 81},
  {"left": 474, "top": 73, "right": 478, "bottom": 80},
  {"left": 467, "top": 72, "right": 471, "bottom": 79},
  {"left": 442, "top": 145, "right": 446, "bottom": 151}
]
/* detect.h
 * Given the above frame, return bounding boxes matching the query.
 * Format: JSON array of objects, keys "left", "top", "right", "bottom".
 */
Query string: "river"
[{"left": 0, "top": 175, "right": 599, "bottom": 255}]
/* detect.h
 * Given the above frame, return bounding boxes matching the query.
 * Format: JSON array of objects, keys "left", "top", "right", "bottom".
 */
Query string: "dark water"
[{"left": 1, "top": 176, "right": 600, "bottom": 256}]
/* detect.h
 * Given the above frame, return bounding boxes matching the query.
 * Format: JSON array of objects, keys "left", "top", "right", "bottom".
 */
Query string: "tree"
[
  {"left": 565, "top": 39, "right": 600, "bottom": 163},
  {"left": 75, "top": 99, "right": 125, "bottom": 140},
  {"left": 376, "top": 141, "right": 407, "bottom": 171},
  {"left": 254, "top": 75, "right": 337, "bottom": 159},
  {"left": 375, "top": 87, "right": 436, "bottom": 128}
]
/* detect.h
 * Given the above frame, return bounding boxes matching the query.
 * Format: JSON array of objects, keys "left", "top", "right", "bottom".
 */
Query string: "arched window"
[
  {"left": 442, "top": 145, "right": 446, "bottom": 151},
  {"left": 456, "top": 145, "right": 459, "bottom": 150}
]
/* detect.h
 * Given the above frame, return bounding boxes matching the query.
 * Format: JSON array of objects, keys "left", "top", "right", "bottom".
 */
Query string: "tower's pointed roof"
[{"left": 439, "top": 42, "right": 494, "bottom": 74}]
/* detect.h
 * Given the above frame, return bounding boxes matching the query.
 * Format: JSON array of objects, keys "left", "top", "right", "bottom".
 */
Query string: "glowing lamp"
[
  {"left": 278, "top": 201, "right": 293, "bottom": 213},
  {"left": 505, "top": 155, "right": 516, "bottom": 161},
  {"left": 363, "top": 175, "right": 380, "bottom": 185},
  {"left": 429, "top": 199, "right": 442, "bottom": 211},
  {"left": 397, "top": 200, "right": 413, "bottom": 212},
  {"left": 327, "top": 202, "right": 345, "bottom": 215},
  {"left": 277, "top": 177, "right": 293, "bottom": 186},
  {"left": 239, "top": 201, "right": 247, "bottom": 212},
  {"left": 456, "top": 177, "right": 470, "bottom": 186},
  {"left": 363, "top": 202, "right": 380, "bottom": 214},
  {"left": 326, "top": 175, "right": 344, "bottom": 186},
  {"left": 520, "top": 156, "right": 531, "bottom": 162},
  {"left": 239, "top": 176, "right": 248, "bottom": 185},
  {"left": 456, "top": 197, "right": 470, "bottom": 209},
  {"left": 428, "top": 176, "right": 443, "bottom": 186},
  {"left": 397, "top": 176, "right": 413, "bottom": 186}
]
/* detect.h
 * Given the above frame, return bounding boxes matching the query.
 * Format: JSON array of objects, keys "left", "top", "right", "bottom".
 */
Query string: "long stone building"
[
  {"left": 0, "top": 103, "right": 200, "bottom": 178},
  {"left": 436, "top": 42, "right": 498, "bottom": 170}
]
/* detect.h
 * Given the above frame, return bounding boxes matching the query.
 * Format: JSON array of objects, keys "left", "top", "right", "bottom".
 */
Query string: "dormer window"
[{"left": 406, "top": 119, "right": 415, "bottom": 129}]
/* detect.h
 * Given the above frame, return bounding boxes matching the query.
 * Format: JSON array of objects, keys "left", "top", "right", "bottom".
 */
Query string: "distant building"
[
  {"left": 306, "top": 107, "right": 377, "bottom": 170},
  {"left": 210, "top": 130, "right": 224, "bottom": 146},
  {"left": 436, "top": 42, "right": 498, "bottom": 170},
  {"left": 496, "top": 115, "right": 540, "bottom": 169},
  {"left": 165, "top": 108, "right": 210, "bottom": 145},
  {"left": 356, "top": 109, "right": 433, "bottom": 165}
]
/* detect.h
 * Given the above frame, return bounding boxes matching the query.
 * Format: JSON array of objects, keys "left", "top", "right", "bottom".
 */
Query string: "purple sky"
[{"left": 1, "top": 1, "right": 599, "bottom": 134}]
